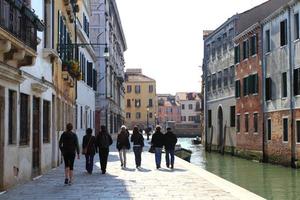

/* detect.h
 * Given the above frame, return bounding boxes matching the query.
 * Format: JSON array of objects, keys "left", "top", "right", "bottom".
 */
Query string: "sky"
[{"left": 116, "top": 0, "right": 267, "bottom": 94}]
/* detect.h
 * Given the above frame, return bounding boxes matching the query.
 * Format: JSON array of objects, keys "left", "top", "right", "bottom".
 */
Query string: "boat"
[
  {"left": 174, "top": 144, "right": 192, "bottom": 162},
  {"left": 191, "top": 136, "right": 201, "bottom": 145}
]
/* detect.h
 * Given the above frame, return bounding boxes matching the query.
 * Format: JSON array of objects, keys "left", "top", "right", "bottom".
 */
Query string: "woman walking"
[
  {"left": 82, "top": 128, "right": 97, "bottom": 174},
  {"left": 151, "top": 126, "right": 165, "bottom": 169},
  {"left": 59, "top": 123, "right": 80, "bottom": 185},
  {"left": 96, "top": 125, "right": 113, "bottom": 174},
  {"left": 116, "top": 125, "right": 130, "bottom": 168},
  {"left": 131, "top": 126, "right": 144, "bottom": 168}
]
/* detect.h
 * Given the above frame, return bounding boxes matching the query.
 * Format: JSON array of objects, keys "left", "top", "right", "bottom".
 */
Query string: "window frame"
[
  {"left": 283, "top": 117, "right": 289, "bottom": 142},
  {"left": 253, "top": 112, "right": 258, "bottom": 133},
  {"left": 267, "top": 118, "right": 272, "bottom": 140}
]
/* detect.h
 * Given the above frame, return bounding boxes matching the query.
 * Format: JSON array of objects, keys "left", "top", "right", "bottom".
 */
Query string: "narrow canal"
[{"left": 178, "top": 138, "right": 300, "bottom": 200}]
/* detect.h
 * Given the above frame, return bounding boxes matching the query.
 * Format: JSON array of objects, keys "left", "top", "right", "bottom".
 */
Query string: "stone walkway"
[{"left": 0, "top": 143, "right": 264, "bottom": 200}]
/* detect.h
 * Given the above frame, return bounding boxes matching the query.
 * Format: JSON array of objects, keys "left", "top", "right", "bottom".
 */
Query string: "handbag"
[
  {"left": 82, "top": 136, "right": 92, "bottom": 155},
  {"left": 148, "top": 145, "right": 155, "bottom": 153}
]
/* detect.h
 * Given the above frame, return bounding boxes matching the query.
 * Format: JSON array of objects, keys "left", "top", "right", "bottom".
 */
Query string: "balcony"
[{"left": 0, "top": 0, "right": 44, "bottom": 67}]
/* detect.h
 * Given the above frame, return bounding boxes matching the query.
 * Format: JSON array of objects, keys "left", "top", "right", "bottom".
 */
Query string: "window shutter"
[
  {"left": 235, "top": 80, "right": 240, "bottom": 98},
  {"left": 294, "top": 69, "right": 300, "bottom": 96},
  {"left": 93, "top": 69, "right": 97, "bottom": 91},
  {"left": 266, "top": 77, "right": 272, "bottom": 101},
  {"left": 87, "top": 62, "right": 93, "bottom": 87}
]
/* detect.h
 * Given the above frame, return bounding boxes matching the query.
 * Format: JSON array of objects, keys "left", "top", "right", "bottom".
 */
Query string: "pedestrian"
[
  {"left": 59, "top": 123, "right": 80, "bottom": 185},
  {"left": 164, "top": 127, "right": 177, "bottom": 169},
  {"left": 151, "top": 125, "right": 165, "bottom": 169},
  {"left": 131, "top": 126, "right": 144, "bottom": 168},
  {"left": 82, "top": 128, "right": 97, "bottom": 174},
  {"left": 116, "top": 125, "right": 130, "bottom": 168},
  {"left": 96, "top": 125, "right": 113, "bottom": 174}
]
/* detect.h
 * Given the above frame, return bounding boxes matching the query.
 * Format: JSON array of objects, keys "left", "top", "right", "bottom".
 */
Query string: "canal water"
[{"left": 178, "top": 138, "right": 300, "bottom": 200}]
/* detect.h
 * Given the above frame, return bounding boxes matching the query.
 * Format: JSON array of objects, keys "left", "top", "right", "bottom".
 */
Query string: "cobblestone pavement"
[{"left": 0, "top": 143, "right": 264, "bottom": 200}]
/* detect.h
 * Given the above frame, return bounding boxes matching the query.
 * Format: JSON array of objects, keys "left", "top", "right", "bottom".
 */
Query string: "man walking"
[
  {"left": 151, "top": 126, "right": 165, "bottom": 169},
  {"left": 164, "top": 127, "right": 177, "bottom": 169},
  {"left": 96, "top": 126, "right": 113, "bottom": 174}
]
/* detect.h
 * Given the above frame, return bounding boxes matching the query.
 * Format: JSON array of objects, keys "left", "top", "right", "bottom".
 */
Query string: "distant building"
[
  {"left": 124, "top": 69, "right": 158, "bottom": 130},
  {"left": 157, "top": 94, "right": 181, "bottom": 125}
]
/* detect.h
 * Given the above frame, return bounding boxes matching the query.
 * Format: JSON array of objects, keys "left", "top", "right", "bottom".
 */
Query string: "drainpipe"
[
  {"left": 288, "top": 7, "right": 296, "bottom": 168},
  {"left": 203, "top": 60, "right": 209, "bottom": 151},
  {"left": 260, "top": 23, "right": 267, "bottom": 163}
]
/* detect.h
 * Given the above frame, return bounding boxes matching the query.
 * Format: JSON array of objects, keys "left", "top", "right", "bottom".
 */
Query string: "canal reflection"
[{"left": 178, "top": 138, "right": 300, "bottom": 200}]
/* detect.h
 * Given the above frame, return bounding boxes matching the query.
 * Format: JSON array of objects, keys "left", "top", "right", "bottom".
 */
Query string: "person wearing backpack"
[
  {"left": 59, "top": 123, "right": 80, "bottom": 185},
  {"left": 96, "top": 125, "right": 113, "bottom": 174},
  {"left": 82, "top": 128, "right": 97, "bottom": 174}
]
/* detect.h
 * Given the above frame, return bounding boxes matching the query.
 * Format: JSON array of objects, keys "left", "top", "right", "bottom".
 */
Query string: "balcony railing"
[{"left": 0, "top": 0, "right": 44, "bottom": 51}]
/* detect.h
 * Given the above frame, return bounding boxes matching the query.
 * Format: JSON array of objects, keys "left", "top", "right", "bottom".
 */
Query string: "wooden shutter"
[{"left": 93, "top": 69, "right": 97, "bottom": 91}]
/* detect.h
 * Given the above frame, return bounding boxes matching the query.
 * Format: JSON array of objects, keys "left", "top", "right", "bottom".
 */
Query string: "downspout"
[
  {"left": 288, "top": 7, "right": 296, "bottom": 168},
  {"left": 260, "top": 22, "right": 267, "bottom": 163}
]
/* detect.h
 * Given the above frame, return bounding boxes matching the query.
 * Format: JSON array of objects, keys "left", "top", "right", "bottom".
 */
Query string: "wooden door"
[{"left": 32, "top": 97, "right": 40, "bottom": 177}]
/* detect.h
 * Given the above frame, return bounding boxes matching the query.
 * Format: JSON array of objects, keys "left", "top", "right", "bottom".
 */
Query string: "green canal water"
[{"left": 178, "top": 138, "right": 300, "bottom": 200}]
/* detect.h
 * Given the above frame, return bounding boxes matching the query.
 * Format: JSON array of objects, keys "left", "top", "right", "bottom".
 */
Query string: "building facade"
[
  {"left": 124, "top": 69, "right": 157, "bottom": 130},
  {"left": 262, "top": 0, "right": 300, "bottom": 167},
  {"left": 90, "top": 0, "right": 127, "bottom": 134},
  {"left": 157, "top": 94, "right": 181, "bottom": 125},
  {"left": 234, "top": 24, "right": 263, "bottom": 160}
]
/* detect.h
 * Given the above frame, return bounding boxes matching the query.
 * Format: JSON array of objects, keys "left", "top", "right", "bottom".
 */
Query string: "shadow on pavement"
[{"left": 137, "top": 167, "right": 152, "bottom": 172}]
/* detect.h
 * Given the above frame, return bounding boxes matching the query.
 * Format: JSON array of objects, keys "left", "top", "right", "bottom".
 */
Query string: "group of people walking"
[{"left": 58, "top": 123, "right": 177, "bottom": 185}]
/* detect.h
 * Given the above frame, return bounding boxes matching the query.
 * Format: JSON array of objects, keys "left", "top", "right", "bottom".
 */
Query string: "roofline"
[
  {"left": 111, "top": 0, "right": 127, "bottom": 50},
  {"left": 261, "top": 0, "right": 294, "bottom": 25},
  {"left": 233, "top": 22, "right": 260, "bottom": 43}
]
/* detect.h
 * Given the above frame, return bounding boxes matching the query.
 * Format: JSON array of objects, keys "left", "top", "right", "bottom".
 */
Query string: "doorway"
[
  {"left": 32, "top": 97, "right": 41, "bottom": 177},
  {"left": 217, "top": 106, "right": 223, "bottom": 150},
  {"left": 0, "top": 87, "right": 4, "bottom": 190}
]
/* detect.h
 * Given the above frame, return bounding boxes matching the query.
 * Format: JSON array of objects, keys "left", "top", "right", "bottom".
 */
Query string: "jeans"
[
  {"left": 85, "top": 154, "right": 94, "bottom": 173},
  {"left": 133, "top": 146, "right": 142, "bottom": 167},
  {"left": 119, "top": 148, "right": 127, "bottom": 167},
  {"left": 99, "top": 148, "right": 109, "bottom": 172},
  {"left": 155, "top": 147, "right": 162, "bottom": 167},
  {"left": 165, "top": 149, "right": 175, "bottom": 167}
]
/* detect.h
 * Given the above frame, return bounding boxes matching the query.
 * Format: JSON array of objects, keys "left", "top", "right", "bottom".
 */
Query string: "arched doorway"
[{"left": 217, "top": 106, "right": 223, "bottom": 150}]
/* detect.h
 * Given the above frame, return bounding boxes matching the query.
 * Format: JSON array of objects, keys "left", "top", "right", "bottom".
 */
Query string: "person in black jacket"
[
  {"left": 96, "top": 125, "right": 113, "bottom": 174},
  {"left": 82, "top": 128, "right": 97, "bottom": 174},
  {"left": 131, "top": 126, "right": 144, "bottom": 168},
  {"left": 151, "top": 126, "right": 165, "bottom": 169},
  {"left": 116, "top": 125, "right": 130, "bottom": 168},
  {"left": 59, "top": 123, "right": 80, "bottom": 185},
  {"left": 164, "top": 127, "right": 178, "bottom": 169}
]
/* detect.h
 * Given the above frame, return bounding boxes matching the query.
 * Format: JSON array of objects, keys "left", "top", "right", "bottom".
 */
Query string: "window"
[
  {"left": 149, "top": 85, "right": 154, "bottom": 93},
  {"left": 267, "top": 119, "right": 272, "bottom": 140},
  {"left": 181, "top": 116, "right": 187, "bottom": 122},
  {"left": 243, "top": 40, "right": 249, "bottom": 60},
  {"left": 83, "top": 13, "right": 89, "bottom": 37},
  {"left": 127, "top": 85, "right": 132, "bottom": 93},
  {"left": 149, "top": 112, "right": 153, "bottom": 118},
  {"left": 20, "top": 93, "right": 30, "bottom": 145},
  {"left": 248, "top": 74, "right": 258, "bottom": 94},
  {"left": 235, "top": 80, "right": 241, "bottom": 98},
  {"left": 136, "top": 112, "right": 141, "bottom": 119},
  {"left": 245, "top": 113, "right": 249, "bottom": 132},
  {"left": 127, "top": 99, "right": 131, "bottom": 107},
  {"left": 283, "top": 118, "right": 288, "bottom": 142},
  {"left": 237, "top": 115, "right": 240, "bottom": 133},
  {"left": 297, "top": 121, "right": 300, "bottom": 143},
  {"left": 217, "top": 71, "right": 222, "bottom": 89},
  {"left": 212, "top": 41, "right": 216, "bottom": 60},
  {"left": 188, "top": 104, "right": 193, "bottom": 110},
  {"left": 212, "top": 73, "right": 217, "bottom": 90},
  {"left": 149, "top": 99, "right": 153, "bottom": 107},
  {"left": 250, "top": 35, "right": 257, "bottom": 56},
  {"left": 188, "top": 116, "right": 195, "bottom": 122},
  {"left": 8, "top": 90, "right": 17, "bottom": 144},
  {"left": 135, "top": 99, "right": 141, "bottom": 107},
  {"left": 207, "top": 76, "right": 211, "bottom": 92},
  {"left": 294, "top": 68, "right": 300, "bottom": 96},
  {"left": 266, "top": 77, "right": 272, "bottom": 101},
  {"left": 182, "top": 104, "right": 185, "bottom": 110},
  {"left": 135, "top": 85, "right": 141, "bottom": 93},
  {"left": 223, "top": 33, "right": 227, "bottom": 53},
  {"left": 87, "top": 62, "right": 93, "bottom": 87},
  {"left": 254, "top": 113, "right": 258, "bottom": 133},
  {"left": 266, "top": 30, "right": 271, "bottom": 52},
  {"left": 234, "top": 45, "right": 240, "bottom": 64},
  {"left": 243, "top": 76, "right": 249, "bottom": 96},
  {"left": 208, "top": 110, "right": 212, "bottom": 128},
  {"left": 223, "top": 68, "right": 228, "bottom": 87},
  {"left": 280, "top": 20, "right": 287, "bottom": 46},
  {"left": 43, "top": 100, "right": 50, "bottom": 143},
  {"left": 230, "top": 106, "right": 235, "bottom": 127},
  {"left": 230, "top": 65, "right": 235, "bottom": 86},
  {"left": 295, "top": 13, "right": 299, "bottom": 40},
  {"left": 282, "top": 72, "right": 287, "bottom": 98},
  {"left": 126, "top": 112, "right": 131, "bottom": 119},
  {"left": 93, "top": 69, "right": 97, "bottom": 91}
]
